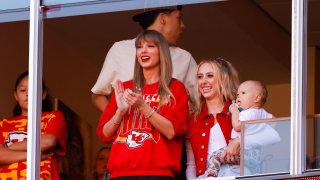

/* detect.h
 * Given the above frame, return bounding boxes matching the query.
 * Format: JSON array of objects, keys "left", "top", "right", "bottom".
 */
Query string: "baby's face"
[{"left": 236, "top": 81, "right": 260, "bottom": 110}]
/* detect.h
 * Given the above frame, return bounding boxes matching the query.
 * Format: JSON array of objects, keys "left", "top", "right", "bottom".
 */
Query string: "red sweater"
[
  {"left": 97, "top": 79, "right": 189, "bottom": 178},
  {"left": 186, "top": 101, "right": 233, "bottom": 177}
]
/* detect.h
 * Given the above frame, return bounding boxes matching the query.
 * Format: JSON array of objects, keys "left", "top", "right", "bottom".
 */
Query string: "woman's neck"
[
  {"left": 21, "top": 110, "right": 28, "bottom": 116},
  {"left": 143, "top": 68, "right": 160, "bottom": 84},
  {"left": 205, "top": 98, "right": 225, "bottom": 114}
]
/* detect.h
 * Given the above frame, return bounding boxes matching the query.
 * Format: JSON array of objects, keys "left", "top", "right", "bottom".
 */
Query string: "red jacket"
[{"left": 186, "top": 101, "right": 232, "bottom": 177}]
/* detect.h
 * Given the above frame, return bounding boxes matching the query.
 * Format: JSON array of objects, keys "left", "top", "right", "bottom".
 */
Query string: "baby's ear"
[{"left": 254, "top": 94, "right": 262, "bottom": 103}]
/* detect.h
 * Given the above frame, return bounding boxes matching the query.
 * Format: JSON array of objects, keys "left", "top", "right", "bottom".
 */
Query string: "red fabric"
[
  {"left": 186, "top": 101, "right": 233, "bottom": 177},
  {"left": 0, "top": 110, "right": 67, "bottom": 180},
  {"left": 97, "top": 79, "right": 189, "bottom": 178},
  {"left": 287, "top": 176, "right": 320, "bottom": 180}
]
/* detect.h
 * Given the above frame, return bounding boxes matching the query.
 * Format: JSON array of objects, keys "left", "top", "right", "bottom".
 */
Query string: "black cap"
[{"left": 132, "top": 5, "right": 182, "bottom": 30}]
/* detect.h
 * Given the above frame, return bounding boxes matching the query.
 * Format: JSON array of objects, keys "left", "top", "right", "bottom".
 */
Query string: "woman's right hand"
[{"left": 115, "top": 80, "right": 130, "bottom": 115}]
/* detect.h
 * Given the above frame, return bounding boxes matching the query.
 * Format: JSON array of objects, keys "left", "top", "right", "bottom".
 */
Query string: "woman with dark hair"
[
  {"left": 97, "top": 30, "right": 189, "bottom": 180},
  {"left": 0, "top": 71, "right": 67, "bottom": 179},
  {"left": 12, "top": 71, "right": 53, "bottom": 116}
]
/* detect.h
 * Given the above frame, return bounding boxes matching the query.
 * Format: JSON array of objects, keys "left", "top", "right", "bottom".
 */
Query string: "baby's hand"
[{"left": 229, "top": 103, "right": 239, "bottom": 114}]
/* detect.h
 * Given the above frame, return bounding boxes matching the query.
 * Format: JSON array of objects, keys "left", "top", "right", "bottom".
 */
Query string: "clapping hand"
[
  {"left": 123, "top": 87, "right": 145, "bottom": 109},
  {"left": 115, "top": 80, "right": 130, "bottom": 115}
]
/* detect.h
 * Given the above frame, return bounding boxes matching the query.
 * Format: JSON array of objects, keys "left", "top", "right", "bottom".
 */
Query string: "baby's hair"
[{"left": 249, "top": 80, "right": 268, "bottom": 106}]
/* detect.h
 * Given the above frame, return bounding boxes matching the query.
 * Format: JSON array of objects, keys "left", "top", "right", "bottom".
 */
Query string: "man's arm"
[
  {"left": 184, "top": 55, "right": 197, "bottom": 107},
  {"left": 92, "top": 93, "right": 110, "bottom": 113},
  {"left": 91, "top": 42, "right": 124, "bottom": 112}
]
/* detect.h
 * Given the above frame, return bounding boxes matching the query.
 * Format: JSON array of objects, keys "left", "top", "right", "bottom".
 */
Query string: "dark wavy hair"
[{"left": 13, "top": 71, "right": 53, "bottom": 116}]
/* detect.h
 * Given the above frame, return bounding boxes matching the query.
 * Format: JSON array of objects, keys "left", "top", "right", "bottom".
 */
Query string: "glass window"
[
  {"left": 41, "top": 0, "right": 223, "bottom": 19},
  {"left": 0, "top": 0, "right": 29, "bottom": 22},
  {"left": 0, "top": 0, "right": 29, "bottom": 10},
  {"left": 3, "top": 0, "right": 320, "bottom": 178},
  {"left": 241, "top": 118, "right": 291, "bottom": 176},
  {"left": 0, "top": 20, "right": 29, "bottom": 119},
  {"left": 307, "top": 114, "right": 320, "bottom": 170},
  {"left": 42, "top": 1, "right": 293, "bottom": 178},
  {"left": 305, "top": 0, "right": 320, "bottom": 172}
]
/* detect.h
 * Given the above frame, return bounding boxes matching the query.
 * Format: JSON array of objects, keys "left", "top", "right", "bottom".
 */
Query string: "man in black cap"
[
  {"left": 91, "top": 5, "right": 196, "bottom": 113},
  {"left": 133, "top": 5, "right": 184, "bottom": 46}
]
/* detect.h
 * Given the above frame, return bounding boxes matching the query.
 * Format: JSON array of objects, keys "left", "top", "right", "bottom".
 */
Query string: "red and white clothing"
[
  {"left": 186, "top": 101, "right": 233, "bottom": 179},
  {"left": 0, "top": 110, "right": 67, "bottom": 180},
  {"left": 97, "top": 79, "right": 189, "bottom": 179}
]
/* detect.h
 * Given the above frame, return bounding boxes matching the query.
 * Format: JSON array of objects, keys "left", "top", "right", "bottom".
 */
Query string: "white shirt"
[
  {"left": 91, "top": 39, "right": 197, "bottom": 102},
  {"left": 231, "top": 108, "right": 273, "bottom": 139},
  {"left": 207, "top": 123, "right": 227, "bottom": 161}
]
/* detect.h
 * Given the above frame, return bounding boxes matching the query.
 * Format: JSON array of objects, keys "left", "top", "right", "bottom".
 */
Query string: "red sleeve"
[
  {"left": 44, "top": 110, "right": 67, "bottom": 156},
  {"left": 0, "top": 120, "right": 4, "bottom": 145},
  {"left": 186, "top": 114, "right": 195, "bottom": 139},
  {"left": 96, "top": 91, "right": 118, "bottom": 143},
  {"left": 160, "top": 80, "right": 189, "bottom": 137}
]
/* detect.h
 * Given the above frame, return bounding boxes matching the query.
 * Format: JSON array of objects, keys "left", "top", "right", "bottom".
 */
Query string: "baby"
[
  {"left": 203, "top": 80, "right": 279, "bottom": 177},
  {"left": 230, "top": 80, "right": 273, "bottom": 139}
]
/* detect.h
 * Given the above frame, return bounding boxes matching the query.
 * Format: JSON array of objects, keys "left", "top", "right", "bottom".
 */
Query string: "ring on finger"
[{"left": 230, "top": 156, "right": 235, "bottom": 162}]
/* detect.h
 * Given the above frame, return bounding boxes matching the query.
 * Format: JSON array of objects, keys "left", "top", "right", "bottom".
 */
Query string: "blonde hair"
[
  {"left": 194, "top": 57, "right": 239, "bottom": 117},
  {"left": 133, "top": 30, "right": 175, "bottom": 107}
]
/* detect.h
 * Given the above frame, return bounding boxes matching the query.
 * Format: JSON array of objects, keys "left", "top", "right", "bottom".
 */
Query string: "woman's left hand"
[
  {"left": 220, "top": 138, "right": 241, "bottom": 165},
  {"left": 123, "top": 88, "right": 145, "bottom": 108}
]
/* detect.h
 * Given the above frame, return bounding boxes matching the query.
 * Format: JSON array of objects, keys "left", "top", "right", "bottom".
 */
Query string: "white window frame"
[
  {"left": 25, "top": 0, "right": 318, "bottom": 179},
  {"left": 27, "top": 0, "right": 43, "bottom": 179},
  {"left": 290, "top": 0, "right": 308, "bottom": 176}
]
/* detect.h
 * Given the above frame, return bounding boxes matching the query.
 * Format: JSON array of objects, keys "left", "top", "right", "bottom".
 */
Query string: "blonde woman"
[
  {"left": 186, "top": 58, "right": 241, "bottom": 179},
  {"left": 97, "top": 30, "right": 189, "bottom": 180}
]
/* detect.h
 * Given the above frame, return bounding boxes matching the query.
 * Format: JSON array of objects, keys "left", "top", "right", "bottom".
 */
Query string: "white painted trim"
[
  {"left": 27, "top": 0, "right": 43, "bottom": 179},
  {"left": 290, "top": 0, "right": 307, "bottom": 176},
  {"left": 0, "top": 0, "right": 224, "bottom": 22}
]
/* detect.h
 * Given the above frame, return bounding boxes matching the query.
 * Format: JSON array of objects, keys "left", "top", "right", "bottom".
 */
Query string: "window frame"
[{"left": 19, "top": 0, "right": 320, "bottom": 179}]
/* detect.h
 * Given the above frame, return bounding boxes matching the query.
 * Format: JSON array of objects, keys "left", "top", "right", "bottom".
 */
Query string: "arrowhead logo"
[{"left": 126, "top": 130, "right": 149, "bottom": 148}]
